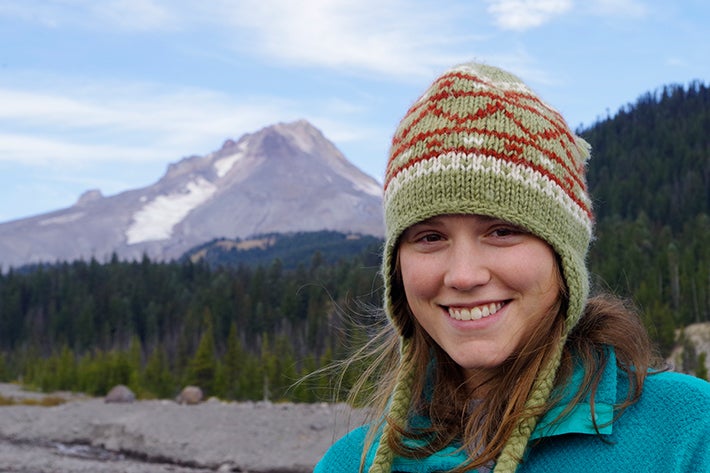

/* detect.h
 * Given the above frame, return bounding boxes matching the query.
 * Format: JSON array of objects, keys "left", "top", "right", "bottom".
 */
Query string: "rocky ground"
[{"left": 0, "top": 384, "right": 367, "bottom": 473}]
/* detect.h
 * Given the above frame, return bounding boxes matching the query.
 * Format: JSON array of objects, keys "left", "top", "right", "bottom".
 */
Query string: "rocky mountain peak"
[
  {"left": 220, "top": 138, "right": 238, "bottom": 151},
  {"left": 0, "top": 120, "right": 384, "bottom": 269},
  {"left": 164, "top": 155, "right": 210, "bottom": 181},
  {"left": 76, "top": 189, "right": 104, "bottom": 206},
  {"left": 246, "top": 120, "right": 324, "bottom": 157}
]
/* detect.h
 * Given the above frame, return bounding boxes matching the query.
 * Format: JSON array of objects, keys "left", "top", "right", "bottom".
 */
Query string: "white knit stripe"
[
  {"left": 389, "top": 148, "right": 414, "bottom": 174},
  {"left": 462, "top": 136, "right": 574, "bottom": 180},
  {"left": 535, "top": 151, "right": 562, "bottom": 175},
  {"left": 450, "top": 64, "right": 532, "bottom": 94},
  {"left": 384, "top": 152, "right": 593, "bottom": 235}
]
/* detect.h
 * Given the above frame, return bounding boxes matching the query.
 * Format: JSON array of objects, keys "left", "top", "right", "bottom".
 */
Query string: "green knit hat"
[{"left": 373, "top": 62, "right": 594, "bottom": 472}]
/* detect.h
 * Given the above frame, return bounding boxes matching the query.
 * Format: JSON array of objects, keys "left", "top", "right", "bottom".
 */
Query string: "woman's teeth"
[{"left": 448, "top": 302, "right": 504, "bottom": 321}]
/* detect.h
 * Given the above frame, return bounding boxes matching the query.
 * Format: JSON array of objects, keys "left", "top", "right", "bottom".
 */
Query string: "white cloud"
[
  {"left": 0, "top": 132, "right": 162, "bottom": 166},
  {"left": 0, "top": 78, "right": 301, "bottom": 166},
  {"left": 0, "top": 71, "right": 381, "bottom": 170},
  {"left": 0, "top": 87, "right": 123, "bottom": 129},
  {"left": 485, "top": 0, "right": 573, "bottom": 31},
  {"left": 0, "top": 1, "right": 63, "bottom": 27},
  {"left": 0, "top": 0, "right": 181, "bottom": 31},
  {"left": 483, "top": 0, "right": 649, "bottom": 32},
  {"left": 1, "top": 0, "right": 477, "bottom": 78},
  {"left": 211, "top": 0, "right": 474, "bottom": 78},
  {"left": 665, "top": 57, "right": 688, "bottom": 68}
]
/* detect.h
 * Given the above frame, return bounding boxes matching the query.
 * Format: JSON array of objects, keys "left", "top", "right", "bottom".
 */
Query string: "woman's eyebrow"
[{"left": 411, "top": 216, "right": 443, "bottom": 226}]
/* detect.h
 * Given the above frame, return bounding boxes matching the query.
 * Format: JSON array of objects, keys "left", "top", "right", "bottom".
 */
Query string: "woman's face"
[{"left": 398, "top": 214, "right": 561, "bottom": 379}]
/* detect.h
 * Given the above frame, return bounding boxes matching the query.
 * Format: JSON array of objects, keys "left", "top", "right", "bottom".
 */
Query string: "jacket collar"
[{"left": 530, "top": 347, "right": 617, "bottom": 440}]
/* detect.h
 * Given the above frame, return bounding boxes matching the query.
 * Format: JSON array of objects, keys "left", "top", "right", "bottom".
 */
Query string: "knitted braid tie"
[
  {"left": 368, "top": 339, "right": 416, "bottom": 473},
  {"left": 370, "top": 337, "right": 568, "bottom": 473},
  {"left": 492, "top": 337, "right": 567, "bottom": 473}
]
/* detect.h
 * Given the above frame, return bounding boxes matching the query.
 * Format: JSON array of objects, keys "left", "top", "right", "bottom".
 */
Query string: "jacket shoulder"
[
  {"left": 628, "top": 370, "right": 710, "bottom": 469},
  {"left": 641, "top": 369, "right": 710, "bottom": 405},
  {"left": 524, "top": 370, "right": 710, "bottom": 471},
  {"left": 622, "top": 370, "right": 710, "bottom": 435},
  {"left": 314, "top": 425, "right": 369, "bottom": 473}
]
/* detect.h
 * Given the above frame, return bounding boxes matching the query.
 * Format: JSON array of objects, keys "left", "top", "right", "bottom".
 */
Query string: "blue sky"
[{"left": 1, "top": 0, "right": 708, "bottom": 223}]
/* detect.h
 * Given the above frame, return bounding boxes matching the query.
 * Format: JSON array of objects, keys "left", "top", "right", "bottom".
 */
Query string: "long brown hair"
[
  {"left": 345, "top": 269, "right": 661, "bottom": 472},
  {"left": 558, "top": 293, "right": 663, "bottom": 423}
]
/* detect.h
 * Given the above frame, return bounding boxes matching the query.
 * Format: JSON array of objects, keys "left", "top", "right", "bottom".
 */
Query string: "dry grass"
[{"left": 0, "top": 394, "right": 67, "bottom": 407}]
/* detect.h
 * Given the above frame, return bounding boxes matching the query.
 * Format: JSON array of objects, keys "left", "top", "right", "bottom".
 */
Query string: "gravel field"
[{"left": 0, "top": 384, "right": 367, "bottom": 473}]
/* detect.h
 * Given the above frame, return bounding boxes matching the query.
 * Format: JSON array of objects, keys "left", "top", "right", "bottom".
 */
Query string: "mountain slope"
[
  {"left": 184, "top": 231, "right": 383, "bottom": 270},
  {"left": 0, "top": 120, "right": 384, "bottom": 269}
]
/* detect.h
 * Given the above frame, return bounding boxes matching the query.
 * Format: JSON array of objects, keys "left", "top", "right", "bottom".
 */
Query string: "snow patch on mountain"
[
  {"left": 214, "top": 142, "right": 248, "bottom": 178},
  {"left": 281, "top": 123, "right": 316, "bottom": 152},
  {"left": 351, "top": 177, "right": 382, "bottom": 197},
  {"left": 126, "top": 178, "right": 217, "bottom": 245},
  {"left": 38, "top": 212, "right": 85, "bottom": 226}
]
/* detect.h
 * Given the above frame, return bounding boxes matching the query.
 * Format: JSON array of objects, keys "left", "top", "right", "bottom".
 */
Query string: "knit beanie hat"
[{"left": 372, "top": 62, "right": 594, "bottom": 472}]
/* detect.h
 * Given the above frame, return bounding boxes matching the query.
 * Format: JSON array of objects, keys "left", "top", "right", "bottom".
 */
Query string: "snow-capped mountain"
[{"left": 0, "top": 120, "right": 384, "bottom": 269}]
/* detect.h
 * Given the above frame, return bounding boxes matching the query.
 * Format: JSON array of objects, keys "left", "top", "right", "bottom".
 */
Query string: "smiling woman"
[{"left": 314, "top": 62, "right": 710, "bottom": 473}]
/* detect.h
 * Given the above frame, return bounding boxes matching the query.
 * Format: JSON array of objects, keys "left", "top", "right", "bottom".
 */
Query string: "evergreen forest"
[{"left": 0, "top": 81, "right": 707, "bottom": 401}]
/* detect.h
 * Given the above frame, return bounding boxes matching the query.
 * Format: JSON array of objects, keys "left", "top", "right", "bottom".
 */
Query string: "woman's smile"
[{"left": 446, "top": 301, "right": 506, "bottom": 321}]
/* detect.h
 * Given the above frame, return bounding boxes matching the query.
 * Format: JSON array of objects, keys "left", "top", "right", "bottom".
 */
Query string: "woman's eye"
[
  {"left": 419, "top": 232, "right": 443, "bottom": 243},
  {"left": 490, "top": 226, "right": 520, "bottom": 237}
]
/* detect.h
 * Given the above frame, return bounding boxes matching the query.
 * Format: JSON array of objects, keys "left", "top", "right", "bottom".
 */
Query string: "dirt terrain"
[{"left": 0, "top": 384, "right": 366, "bottom": 473}]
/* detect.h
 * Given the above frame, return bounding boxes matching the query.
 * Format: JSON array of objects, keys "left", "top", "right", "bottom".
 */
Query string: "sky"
[{"left": 0, "top": 0, "right": 708, "bottom": 224}]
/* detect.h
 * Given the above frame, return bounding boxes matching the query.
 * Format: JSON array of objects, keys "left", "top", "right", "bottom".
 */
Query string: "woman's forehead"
[{"left": 410, "top": 214, "right": 508, "bottom": 227}]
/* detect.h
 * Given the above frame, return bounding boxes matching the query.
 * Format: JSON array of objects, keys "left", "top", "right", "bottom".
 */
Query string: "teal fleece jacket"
[{"left": 315, "top": 351, "right": 710, "bottom": 472}]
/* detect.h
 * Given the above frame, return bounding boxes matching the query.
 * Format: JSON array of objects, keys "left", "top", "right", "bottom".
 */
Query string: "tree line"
[
  {"left": 581, "top": 81, "right": 709, "bottom": 354},
  {"left": 0, "top": 247, "right": 382, "bottom": 402}
]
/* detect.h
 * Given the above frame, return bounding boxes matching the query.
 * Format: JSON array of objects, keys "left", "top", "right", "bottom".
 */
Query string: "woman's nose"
[{"left": 443, "top": 241, "right": 491, "bottom": 291}]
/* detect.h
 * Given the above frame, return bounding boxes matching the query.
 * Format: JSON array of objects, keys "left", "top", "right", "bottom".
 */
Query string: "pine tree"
[
  {"left": 186, "top": 308, "right": 217, "bottom": 396},
  {"left": 127, "top": 335, "right": 143, "bottom": 393},
  {"left": 0, "top": 352, "right": 9, "bottom": 382},
  {"left": 222, "top": 322, "right": 244, "bottom": 399},
  {"left": 142, "top": 344, "right": 175, "bottom": 399}
]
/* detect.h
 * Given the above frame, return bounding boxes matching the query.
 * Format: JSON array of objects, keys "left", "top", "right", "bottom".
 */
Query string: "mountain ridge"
[{"left": 0, "top": 120, "right": 384, "bottom": 269}]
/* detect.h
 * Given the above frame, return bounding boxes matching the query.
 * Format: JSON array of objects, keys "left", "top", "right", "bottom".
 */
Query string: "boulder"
[
  {"left": 176, "top": 385, "right": 203, "bottom": 405},
  {"left": 104, "top": 384, "right": 135, "bottom": 403},
  {"left": 667, "top": 322, "right": 710, "bottom": 377}
]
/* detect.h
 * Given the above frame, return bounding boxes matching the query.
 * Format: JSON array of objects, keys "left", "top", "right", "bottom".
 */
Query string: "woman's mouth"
[{"left": 447, "top": 302, "right": 505, "bottom": 321}]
